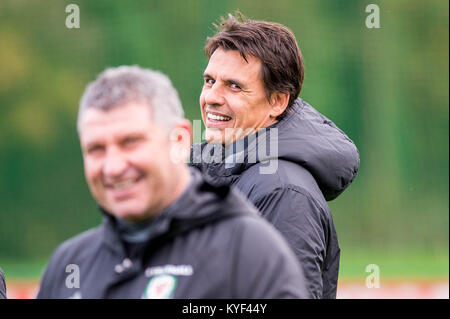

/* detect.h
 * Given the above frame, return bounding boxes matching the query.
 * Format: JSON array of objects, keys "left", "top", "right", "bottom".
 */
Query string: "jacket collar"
[
  {"left": 98, "top": 167, "right": 242, "bottom": 256},
  {"left": 190, "top": 101, "right": 300, "bottom": 185},
  {"left": 191, "top": 98, "right": 360, "bottom": 201}
]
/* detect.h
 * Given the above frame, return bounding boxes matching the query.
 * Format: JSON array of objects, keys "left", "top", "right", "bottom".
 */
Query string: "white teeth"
[
  {"left": 113, "top": 179, "right": 135, "bottom": 190},
  {"left": 207, "top": 113, "right": 231, "bottom": 121}
]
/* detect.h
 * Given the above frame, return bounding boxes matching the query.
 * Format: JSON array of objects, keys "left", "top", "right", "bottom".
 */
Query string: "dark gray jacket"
[
  {"left": 191, "top": 98, "right": 360, "bottom": 298},
  {"left": 0, "top": 268, "right": 6, "bottom": 299},
  {"left": 37, "top": 168, "right": 309, "bottom": 299}
]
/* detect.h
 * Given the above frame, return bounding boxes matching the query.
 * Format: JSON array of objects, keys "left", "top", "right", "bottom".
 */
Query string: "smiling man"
[
  {"left": 201, "top": 49, "right": 281, "bottom": 145},
  {"left": 36, "top": 66, "right": 309, "bottom": 299},
  {"left": 191, "top": 13, "right": 360, "bottom": 298},
  {"left": 79, "top": 102, "right": 188, "bottom": 223}
]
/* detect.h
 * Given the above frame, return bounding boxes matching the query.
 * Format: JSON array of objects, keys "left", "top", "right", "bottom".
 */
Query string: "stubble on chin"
[{"left": 205, "top": 127, "right": 225, "bottom": 144}]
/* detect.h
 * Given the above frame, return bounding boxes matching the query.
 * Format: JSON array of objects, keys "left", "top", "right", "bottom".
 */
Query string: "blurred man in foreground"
[
  {"left": 37, "top": 66, "right": 308, "bottom": 299},
  {"left": 191, "top": 13, "right": 360, "bottom": 298}
]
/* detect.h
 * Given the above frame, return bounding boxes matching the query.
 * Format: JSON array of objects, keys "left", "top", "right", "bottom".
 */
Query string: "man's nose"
[
  {"left": 204, "top": 83, "right": 225, "bottom": 106},
  {"left": 103, "top": 149, "right": 128, "bottom": 178}
]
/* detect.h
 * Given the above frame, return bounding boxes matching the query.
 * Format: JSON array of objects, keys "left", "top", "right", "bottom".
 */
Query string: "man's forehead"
[
  {"left": 80, "top": 103, "right": 152, "bottom": 127},
  {"left": 78, "top": 103, "right": 155, "bottom": 141},
  {"left": 206, "top": 48, "right": 262, "bottom": 77}
]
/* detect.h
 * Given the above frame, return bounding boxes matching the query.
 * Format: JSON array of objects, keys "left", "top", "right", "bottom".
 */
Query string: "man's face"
[
  {"left": 200, "top": 48, "right": 277, "bottom": 144},
  {"left": 79, "top": 102, "right": 178, "bottom": 222}
]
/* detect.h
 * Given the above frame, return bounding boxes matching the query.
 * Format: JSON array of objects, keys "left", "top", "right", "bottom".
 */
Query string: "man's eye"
[
  {"left": 230, "top": 83, "right": 241, "bottom": 90},
  {"left": 87, "top": 146, "right": 104, "bottom": 155},
  {"left": 123, "top": 137, "right": 140, "bottom": 146},
  {"left": 205, "top": 78, "right": 215, "bottom": 85}
]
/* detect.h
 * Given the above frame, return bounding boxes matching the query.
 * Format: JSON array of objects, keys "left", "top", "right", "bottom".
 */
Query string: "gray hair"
[{"left": 77, "top": 66, "right": 184, "bottom": 132}]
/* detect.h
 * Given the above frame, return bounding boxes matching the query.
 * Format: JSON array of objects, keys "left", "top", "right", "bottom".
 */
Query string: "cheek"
[
  {"left": 199, "top": 91, "right": 206, "bottom": 107},
  {"left": 84, "top": 159, "right": 101, "bottom": 183},
  {"left": 236, "top": 101, "right": 263, "bottom": 123},
  {"left": 228, "top": 103, "right": 245, "bottom": 123},
  {"left": 132, "top": 146, "right": 165, "bottom": 171},
  {"left": 199, "top": 96, "right": 207, "bottom": 116}
]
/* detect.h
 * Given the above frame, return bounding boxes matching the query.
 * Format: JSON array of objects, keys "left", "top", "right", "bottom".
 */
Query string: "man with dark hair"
[
  {"left": 37, "top": 66, "right": 308, "bottom": 299},
  {"left": 0, "top": 268, "right": 6, "bottom": 299},
  {"left": 191, "top": 13, "right": 360, "bottom": 298}
]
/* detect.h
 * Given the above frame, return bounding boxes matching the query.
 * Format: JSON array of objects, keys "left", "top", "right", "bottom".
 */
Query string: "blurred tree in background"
[{"left": 0, "top": 0, "right": 448, "bottom": 278}]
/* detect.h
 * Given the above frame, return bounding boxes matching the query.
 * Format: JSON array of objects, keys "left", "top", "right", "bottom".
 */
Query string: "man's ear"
[
  {"left": 269, "top": 92, "right": 290, "bottom": 118},
  {"left": 169, "top": 119, "right": 192, "bottom": 164}
]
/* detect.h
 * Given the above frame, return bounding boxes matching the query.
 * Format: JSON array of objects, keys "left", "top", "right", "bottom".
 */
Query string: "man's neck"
[{"left": 169, "top": 165, "right": 191, "bottom": 207}]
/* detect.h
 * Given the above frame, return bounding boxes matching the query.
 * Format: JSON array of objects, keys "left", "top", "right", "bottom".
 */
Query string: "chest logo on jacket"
[
  {"left": 145, "top": 264, "right": 194, "bottom": 277},
  {"left": 142, "top": 274, "right": 177, "bottom": 299}
]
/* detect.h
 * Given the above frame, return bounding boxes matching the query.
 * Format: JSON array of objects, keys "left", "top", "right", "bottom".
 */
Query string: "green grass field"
[
  {"left": 2, "top": 249, "right": 448, "bottom": 281},
  {"left": 338, "top": 249, "right": 449, "bottom": 280}
]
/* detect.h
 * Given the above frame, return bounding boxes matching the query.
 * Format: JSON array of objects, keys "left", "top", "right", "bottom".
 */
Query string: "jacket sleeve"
[
  {"left": 254, "top": 186, "right": 335, "bottom": 299},
  {"left": 36, "top": 256, "right": 57, "bottom": 298},
  {"left": 0, "top": 268, "right": 6, "bottom": 299},
  {"left": 36, "top": 244, "right": 68, "bottom": 299},
  {"left": 231, "top": 216, "right": 310, "bottom": 299}
]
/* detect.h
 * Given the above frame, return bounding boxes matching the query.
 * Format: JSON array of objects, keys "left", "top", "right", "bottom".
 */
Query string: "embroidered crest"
[{"left": 142, "top": 274, "right": 177, "bottom": 299}]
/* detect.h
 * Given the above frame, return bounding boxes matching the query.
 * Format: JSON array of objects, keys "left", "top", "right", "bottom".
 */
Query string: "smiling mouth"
[
  {"left": 206, "top": 112, "right": 232, "bottom": 122},
  {"left": 106, "top": 176, "right": 142, "bottom": 190}
]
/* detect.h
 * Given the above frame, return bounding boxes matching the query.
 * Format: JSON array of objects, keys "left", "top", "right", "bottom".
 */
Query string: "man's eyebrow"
[
  {"left": 118, "top": 132, "right": 145, "bottom": 142},
  {"left": 84, "top": 141, "right": 104, "bottom": 151},
  {"left": 203, "top": 73, "right": 246, "bottom": 89},
  {"left": 225, "top": 78, "right": 245, "bottom": 89}
]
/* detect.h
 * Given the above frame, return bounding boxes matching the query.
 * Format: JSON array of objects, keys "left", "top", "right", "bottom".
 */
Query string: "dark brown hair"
[{"left": 204, "top": 12, "right": 304, "bottom": 119}]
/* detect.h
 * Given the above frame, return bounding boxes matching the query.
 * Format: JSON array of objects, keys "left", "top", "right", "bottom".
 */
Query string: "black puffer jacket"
[
  {"left": 36, "top": 168, "right": 309, "bottom": 299},
  {"left": 191, "top": 98, "right": 360, "bottom": 298},
  {"left": 0, "top": 268, "right": 6, "bottom": 299}
]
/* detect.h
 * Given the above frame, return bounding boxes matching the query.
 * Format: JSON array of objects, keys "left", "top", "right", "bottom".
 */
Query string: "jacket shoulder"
[
  {"left": 236, "top": 159, "right": 326, "bottom": 206},
  {"left": 53, "top": 226, "right": 103, "bottom": 262},
  {"left": 37, "top": 226, "right": 102, "bottom": 298}
]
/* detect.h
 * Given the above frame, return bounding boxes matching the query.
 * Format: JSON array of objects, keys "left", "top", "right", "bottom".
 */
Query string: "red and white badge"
[{"left": 142, "top": 274, "right": 177, "bottom": 299}]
